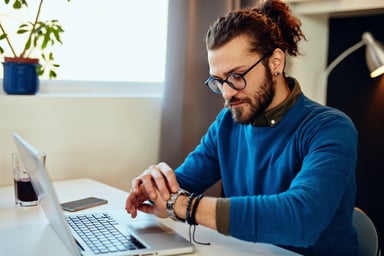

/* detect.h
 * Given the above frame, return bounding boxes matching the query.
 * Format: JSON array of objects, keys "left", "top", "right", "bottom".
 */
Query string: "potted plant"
[{"left": 0, "top": 0, "right": 70, "bottom": 94}]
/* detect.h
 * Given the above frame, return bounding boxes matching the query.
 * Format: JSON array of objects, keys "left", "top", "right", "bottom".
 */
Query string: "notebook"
[{"left": 13, "top": 133, "right": 194, "bottom": 256}]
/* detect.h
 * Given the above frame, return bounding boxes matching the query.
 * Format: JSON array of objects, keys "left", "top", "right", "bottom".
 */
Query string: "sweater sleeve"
[
  {"left": 175, "top": 110, "right": 226, "bottom": 194},
  {"left": 216, "top": 198, "right": 230, "bottom": 235}
]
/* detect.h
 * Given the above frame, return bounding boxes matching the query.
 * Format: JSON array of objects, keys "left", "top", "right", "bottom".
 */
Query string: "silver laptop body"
[{"left": 13, "top": 133, "right": 194, "bottom": 256}]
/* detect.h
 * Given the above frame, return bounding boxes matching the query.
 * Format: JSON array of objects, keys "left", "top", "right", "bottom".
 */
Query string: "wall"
[{"left": 0, "top": 95, "right": 162, "bottom": 192}]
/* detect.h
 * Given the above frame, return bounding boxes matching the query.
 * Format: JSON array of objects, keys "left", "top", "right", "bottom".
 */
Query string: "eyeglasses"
[{"left": 204, "top": 53, "right": 270, "bottom": 94}]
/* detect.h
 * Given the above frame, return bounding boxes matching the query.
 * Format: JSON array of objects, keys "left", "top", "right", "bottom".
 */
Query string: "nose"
[{"left": 221, "top": 82, "right": 238, "bottom": 100}]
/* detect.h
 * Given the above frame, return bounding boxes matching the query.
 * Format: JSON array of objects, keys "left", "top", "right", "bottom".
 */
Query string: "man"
[{"left": 125, "top": 0, "right": 358, "bottom": 255}]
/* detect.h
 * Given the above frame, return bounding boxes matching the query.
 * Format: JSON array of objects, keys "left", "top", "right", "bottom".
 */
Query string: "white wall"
[
  {"left": 0, "top": 95, "right": 162, "bottom": 191},
  {"left": 289, "top": 14, "right": 329, "bottom": 105}
]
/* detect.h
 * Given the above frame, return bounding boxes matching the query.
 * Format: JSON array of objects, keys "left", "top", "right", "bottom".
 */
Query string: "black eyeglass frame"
[{"left": 204, "top": 53, "right": 271, "bottom": 94}]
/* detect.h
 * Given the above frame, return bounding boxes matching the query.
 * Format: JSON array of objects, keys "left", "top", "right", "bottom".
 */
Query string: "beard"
[{"left": 224, "top": 68, "right": 275, "bottom": 125}]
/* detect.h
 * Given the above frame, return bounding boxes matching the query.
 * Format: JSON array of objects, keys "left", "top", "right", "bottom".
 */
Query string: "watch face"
[
  {"left": 166, "top": 189, "right": 190, "bottom": 222},
  {"left": 166, "top": 196, "right": 175, "bottom": 210}
]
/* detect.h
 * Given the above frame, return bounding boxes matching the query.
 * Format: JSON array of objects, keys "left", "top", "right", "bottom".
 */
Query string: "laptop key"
[{"left": 66, "top": 213, "right": 146, "bottom": 254}]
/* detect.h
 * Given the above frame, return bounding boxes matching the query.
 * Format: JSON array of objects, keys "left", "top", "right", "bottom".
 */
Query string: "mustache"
[{"left": 224, "top": 96, "right": 252, "bottom": 107}]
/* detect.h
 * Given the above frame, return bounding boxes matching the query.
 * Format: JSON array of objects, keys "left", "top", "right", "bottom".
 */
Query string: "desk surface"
[{"left": 0, "top": 178, "right": 299, "bottom": 256}]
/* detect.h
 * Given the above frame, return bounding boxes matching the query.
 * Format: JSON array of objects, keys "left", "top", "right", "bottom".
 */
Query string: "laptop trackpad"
[{"left": 128, "top": 220, "right": 173, "bottom": 234}]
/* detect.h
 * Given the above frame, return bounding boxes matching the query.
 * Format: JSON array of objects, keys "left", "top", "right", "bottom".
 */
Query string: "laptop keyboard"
[{"left": 66, "top": 213, "right": 146, "bottom": 254}]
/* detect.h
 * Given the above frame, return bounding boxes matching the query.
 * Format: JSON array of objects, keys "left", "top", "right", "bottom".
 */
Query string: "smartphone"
[{"left": 61, "top": 197, "right": 108, "bottom": 212}]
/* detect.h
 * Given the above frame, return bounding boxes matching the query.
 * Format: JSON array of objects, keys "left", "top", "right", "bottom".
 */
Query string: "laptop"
[{"left": 13, "top": 133, "right": 194, "bottom": 256}]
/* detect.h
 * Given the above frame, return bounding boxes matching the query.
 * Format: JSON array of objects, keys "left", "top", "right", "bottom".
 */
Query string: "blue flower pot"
[{"left": 2, "top": 57, "right": 40, "bottom": 95}]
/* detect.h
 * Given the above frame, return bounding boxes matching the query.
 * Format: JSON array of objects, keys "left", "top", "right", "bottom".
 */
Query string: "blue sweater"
[{"left": 175, "top": 93, "right": 358, "bottom": 255}]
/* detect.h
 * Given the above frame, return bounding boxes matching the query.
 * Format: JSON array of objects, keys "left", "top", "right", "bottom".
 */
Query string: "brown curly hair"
[{"left": 205, "top": 0, "right": 306, "bottom": 57}]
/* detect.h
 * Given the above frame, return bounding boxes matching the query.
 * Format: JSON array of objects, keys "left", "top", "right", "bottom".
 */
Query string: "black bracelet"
[
  {"left": 186, "top": 193, "right": 197, "bottom": 225},
  {"left": 190, "top": 194, "right": 204, "bottom": 226},
  {"left": 186, "top": 194, "right": 210, "bottom": 246}
]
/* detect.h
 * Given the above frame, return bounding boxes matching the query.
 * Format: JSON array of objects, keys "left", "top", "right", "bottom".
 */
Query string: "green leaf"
[
  {"left": 19, "top": 23, "right": 29, "bottom": 29},
  {"left": 33, "top": 36, "right": 38, "bottom": 48},
  {"left": 52, "top": 30, "right": 62, "bottom": 44},
  {"left": 16, "top": 29, "right": 29, "bottom": 34},
  {"left": 25, "top": 37, "right": 31, "bottom": 50},
  {"left": 13, "top": 0, "right": 21, "bottom": 9},
  {"left": 49, "top": 70, "right": 57, "bottom": 79},
  {"left": 37, "top": 68, "right": 44, "bottom": 76},
  {"left": 42, "top": 33, "right": 49, "bottom": 49}
]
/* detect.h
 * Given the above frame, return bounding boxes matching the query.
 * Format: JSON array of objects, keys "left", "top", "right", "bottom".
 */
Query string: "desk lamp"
[
  {"left": 318, "top": 32, "right": 384, "bottom": 105},
  {"left": 325, "top": 32, "right": 384, "bottom": 78}
]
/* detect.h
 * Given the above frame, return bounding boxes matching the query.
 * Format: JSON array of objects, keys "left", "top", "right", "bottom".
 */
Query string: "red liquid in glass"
[{"left": 14, "top": 179, "right": 38, "bottom": 202}]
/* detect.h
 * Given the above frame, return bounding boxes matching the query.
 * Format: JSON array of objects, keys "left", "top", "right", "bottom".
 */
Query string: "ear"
[{"left": 268, "top": 48, "right": 285, "bottom": 76}]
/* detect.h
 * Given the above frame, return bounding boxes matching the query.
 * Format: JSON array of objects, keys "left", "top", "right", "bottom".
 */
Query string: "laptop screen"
[{"left": 13, "top": 133, "right": 82, "bottom": 256}]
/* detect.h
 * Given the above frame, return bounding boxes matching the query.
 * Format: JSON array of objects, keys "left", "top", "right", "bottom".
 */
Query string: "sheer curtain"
[{"left": 159, "top": 0, "right": 238, "bottom": 195}]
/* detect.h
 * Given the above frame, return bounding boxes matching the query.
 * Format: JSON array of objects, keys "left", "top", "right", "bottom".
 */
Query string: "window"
[
  {"left": 46, "top": 0, "right": 169, "bottom": 82},
  {"left": 1, "top": 0, "right": 168, "bottom": 87}
]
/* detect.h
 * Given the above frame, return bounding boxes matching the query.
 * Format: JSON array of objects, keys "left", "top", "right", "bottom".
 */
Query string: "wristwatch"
[{"left": 166, "top": 188, "right": 190, "bottom": 222}]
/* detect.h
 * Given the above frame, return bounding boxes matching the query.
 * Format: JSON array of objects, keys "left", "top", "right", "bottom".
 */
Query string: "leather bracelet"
[
  {"left": 186, "top": 193, "right": 197, "bottom": 225},
  {"left": 190, "top": 194, "right": 204, "bottom": 225}
]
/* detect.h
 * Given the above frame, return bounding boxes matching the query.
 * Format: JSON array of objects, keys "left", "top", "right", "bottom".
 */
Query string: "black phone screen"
[{"left": 61, "top": 197, "right": 108, "bottom": 212}]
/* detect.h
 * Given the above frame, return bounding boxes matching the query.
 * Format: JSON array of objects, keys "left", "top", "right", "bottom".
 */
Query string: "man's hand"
[
  {"left": 125, "top": 182, "right": 168, "bottom": 218},
  {"left": 132, "top": 162, "right": 179, "bottom": 201},
  {"left": 125, "top": 162, "right": 179, "bottom": 218}
]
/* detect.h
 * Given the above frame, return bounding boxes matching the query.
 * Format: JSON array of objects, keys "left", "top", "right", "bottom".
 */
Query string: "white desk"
[{"left": 0, "top": 178, "right": 299, "bottom": 256}]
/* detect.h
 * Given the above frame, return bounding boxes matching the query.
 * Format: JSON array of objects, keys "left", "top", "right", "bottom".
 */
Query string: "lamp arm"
[
  {"left": 317, "top": 40, "right": 365, "bottom": 105},
  {"left": 324, "top": 40, "right": 365, "bottom": 77}
]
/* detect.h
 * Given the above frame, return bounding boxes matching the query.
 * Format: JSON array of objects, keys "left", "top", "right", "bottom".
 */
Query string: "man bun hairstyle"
[{"left": 206, "top": 0, "right": 306, "bottom": 57}]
